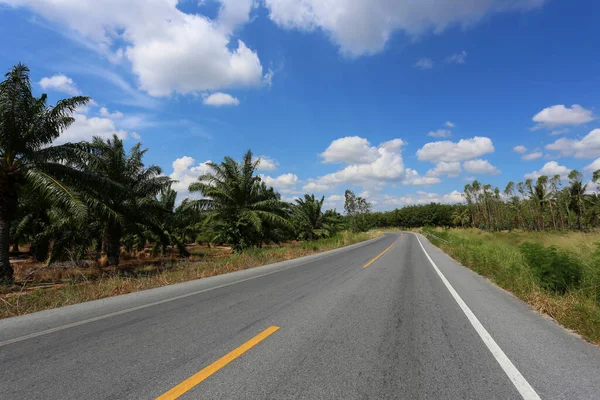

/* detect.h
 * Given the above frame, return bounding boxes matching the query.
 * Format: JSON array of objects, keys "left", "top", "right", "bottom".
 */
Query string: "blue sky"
[{"left": 1, "top": 0, "right": 599, "bottom": 210}]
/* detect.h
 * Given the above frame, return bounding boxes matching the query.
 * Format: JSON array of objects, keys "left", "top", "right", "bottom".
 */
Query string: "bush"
[{"left": 520, "top": 242, "right": 583, "bottom": 293}]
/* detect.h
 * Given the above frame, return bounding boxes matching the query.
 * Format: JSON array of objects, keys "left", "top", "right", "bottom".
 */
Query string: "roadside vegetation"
[
  {"left": 0, "top": 64, "right": 376, "bottom": 315},
  {"left": 423, "top": 228, "right": 600, "bottom": 344}
]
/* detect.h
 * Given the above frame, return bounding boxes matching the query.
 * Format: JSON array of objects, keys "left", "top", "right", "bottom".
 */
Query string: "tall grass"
[
  {"left": 0, "top": 231, "right": 379, "bottom": 319},
  {"left": 423, "top": 228, "right": 600, "bottom": 344}
]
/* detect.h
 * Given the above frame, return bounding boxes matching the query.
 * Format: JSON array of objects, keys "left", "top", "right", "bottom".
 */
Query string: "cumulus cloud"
[
  {"left": 320, "top": 136, "right": 381, "bottom": 164},
  {"left": 169, "top": 156, "right": 212, "bottom": 197},
  {"left": 417, "top": 137, "right": 495, "bottom": 163},
  {"left": 463, "top": 159, "right": 501, "bottom": 175},
  {"left": 303, "top": 182, "right": 330, "bottom": 193},
  {"left": 522, "top": 151, "right": 543, "bottom": 161},
  {"left": 55, "top": 112, "right": 139, "bottom": 144},
  {"left": 99, "top": 107, "right": 124, "bottom": 119},
  {"left": 254, "top": 156, "right": 279, "bottom": 171},
  {"left": 260, "top": 173, "right": 299, "bottom": 190},
  {"left": 307, "top": 136, "right": 417, "bottom": 191},
  {"left": 532, "top": 104, "right": 594, "bottom": 130},
  {"left": 39, "top": 74, "right": 80, "bottom": 95},
  {"left": 7, "top": 0, "right": 265, "bottom": 96},
  {"left": 445, "top": 50, "right": 467, "bottom": 64},
  {"left": 383, "top": 190, "right": 464, "bottom": 206},
  {"left": 513, "top": 145, "right": 527, "bottom": 154},
  {"left": 203, "top": 92, "right": 240, "bottom": 106},
  {"left": 584, "top": 158, "right": 600, "bottom": 173},
  {"left": 524, "top": 161, "right": 570, "bottom": 180},
  {"left": 444, "top": 121, "right": 455, "bottom": 128},
  {"left": 415, "top": 58, "right": 433, "bottom": 69},
  {"left": 264, "top": 0, "right": 542, "bottom": 56},
  {"left": 404, "top": 169, "right": 442, "bottom": 186},
  {"left": 426, "top": 161, "right": 461, "bottom": 178},
  {"left": 428, "top": 129, "right": 452, "bottom": 138},
  {"left": 545, "top": 129, "right": 600, "bottom": 159}
]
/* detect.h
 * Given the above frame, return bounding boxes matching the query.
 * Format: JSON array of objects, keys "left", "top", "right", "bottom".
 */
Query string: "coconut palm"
[
  {"left": 0, "top": 63, "right": 90, "bottom": 282},
  {"left": 84, "top": 135, "right": 172, "bottom": 266},
  {"left": 188, "top": 150, "right": 291, "bottom": 251}
]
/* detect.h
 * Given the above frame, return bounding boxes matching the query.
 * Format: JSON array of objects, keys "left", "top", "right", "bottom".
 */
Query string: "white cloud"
[
  {"left": 264, "top": 0, "right": 542, "bottom": 56},
  {"left": 327, "top": 195, "right": 343, "bottom": 202},
  {"left": 546, "top": 129, "right": 600, "bottom": 159},
  {"left": 99, "top": 107, "right": 124, "bottom": 119},
  {"left": 426, "top": 161, "right": 461, "bottom": 178},
  {"left": 55, "top": 112, "right": 138, "bottom": 144},
  {"left": 428, "top": 129, "right": 452, "bottom": 138},
  {"left": 417, "top": 136, "right": 495, "bottom": 162},
  {"left": 39, "top": 74, "right": 80, "bottom": 95},
  {"left": 463, "top": 176, "right": 475, "bottom": 182},
  {"left": 404, "top": 170, "right": 442, "bottom": 186},
  {"left": 260, "top": 173, "right": 299, "bottom": 190},
  {"left": 415, "top": 58, "right": 433, "bottom": 69},
  {"left": 513, "top": 145, "right": 527, "bottom": 154},
  {"left": 522, "top": 151, "right": 543, "bottom": 161},
  {"left": 444, "top": 121, "right": 455, "bottom": 128},
  {"left": 203, "top": 92, "right": 240, "bottom": 106},
  {"left": 550, "top": 128, "right": 569, "bottom": 136},
  {"left": 524, "top": 161, "right": 570, "bottom": 180},
  {"left": 8, "top": 0, "right": 265, "bottom": 97},
  {"left": 254, "top": 156, "right": 279, "bottom": 171},
  {"left": 463, "top": 159, "right": 501, "bottom": 175},
  {"left": 532, "top": 104, "right": 594, "bottom": 130},
  {"left": 303, "top": 182, "right": 330, "bottom": 193},
  {"left": 307, "top": 136, "right": 416, "bottom": 190},
  {"left": 169, "top": 156, "right": 213, "bottom": 196},
  {"left": 380, "top": 138, "right": 406, "bottom": 151},
  {"left": 320, "top": 136, "right": 380, "bottom": 164},
  {"left": 584, "top": 158, "right": 600, "bottom": 173},
  {"left": 383, "top": 190, "right": 464, "bottom": 206},
  {"left": 445, "top": 50, "right": 467, "bottom": 64}
]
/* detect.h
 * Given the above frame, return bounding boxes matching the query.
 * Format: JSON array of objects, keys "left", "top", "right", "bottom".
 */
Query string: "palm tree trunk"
[
  {"left": 0, "top": 217, "right": 12, "bottom": 282},
  {"left": 104, "top": 223, "right": 122, "bottom": 267}
]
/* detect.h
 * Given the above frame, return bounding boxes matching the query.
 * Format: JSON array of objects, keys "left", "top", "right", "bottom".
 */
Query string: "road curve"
[{"left": 1, "top": 233, "right": 599, "bottom": 399}]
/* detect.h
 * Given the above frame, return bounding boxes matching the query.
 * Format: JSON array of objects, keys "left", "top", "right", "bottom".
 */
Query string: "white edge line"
[
  {"left": 412, "top": 233, "right": 541, "bottom": 400},
  {"left": 1, "top": 234, "right": 391, "bottom": 347}
]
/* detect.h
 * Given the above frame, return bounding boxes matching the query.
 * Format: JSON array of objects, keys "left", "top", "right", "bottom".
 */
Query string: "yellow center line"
[
  {"left": 363, "top": 238, "right": 399, "bottom": 268},
  {"left": 156, "top": 326, "right": 280, "bottom": 400}
]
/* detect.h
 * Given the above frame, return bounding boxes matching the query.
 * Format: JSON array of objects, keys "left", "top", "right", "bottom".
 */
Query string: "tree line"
[
  {"left": 0, "top": 64, "right": 372, "bottom": 283},
  {"left": 364, "top": 172, "right": 600, "bottom": 231}
]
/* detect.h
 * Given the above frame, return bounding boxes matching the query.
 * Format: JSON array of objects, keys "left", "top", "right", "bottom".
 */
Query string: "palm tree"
[
  {"left": 568, "top": 170, "right": 587, "bottom": 230},
  {"left": 85, "top": 135, "right": 172, "bottom": 266},
  {"left": 292, "top": 194, "right": 338, "bottom": 240},
  {"left": 188, "top": 150, "right": 291, "bottom": 251},
  {"left": 0, "top": 63, "right": 89, "bottom": 282}
]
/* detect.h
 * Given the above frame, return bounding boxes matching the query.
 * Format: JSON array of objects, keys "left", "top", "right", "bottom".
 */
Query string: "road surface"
[{"left": 1, "top": 232, "right": 599, "bottom": 399}]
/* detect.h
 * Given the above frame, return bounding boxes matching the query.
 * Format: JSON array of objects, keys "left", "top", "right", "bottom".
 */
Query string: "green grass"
[
  {"left": 0, "top": 231, "right": 380, "bottom": 319},
  {"left": 423, "top": 228, "right": 600, "bottom": 344}
]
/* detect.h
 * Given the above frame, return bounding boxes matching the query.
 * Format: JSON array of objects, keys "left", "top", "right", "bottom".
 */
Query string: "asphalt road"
[{"left": 1, "top": 232, "right": 600, "bottom": 399}]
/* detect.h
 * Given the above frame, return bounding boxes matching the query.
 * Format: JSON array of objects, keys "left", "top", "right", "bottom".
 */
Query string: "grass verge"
[
  {"left": 0, "top": 231, "right": 380, "bottom": 320},
  {"left": 422, "top": 228, "right": 600, "bottom": 345}
]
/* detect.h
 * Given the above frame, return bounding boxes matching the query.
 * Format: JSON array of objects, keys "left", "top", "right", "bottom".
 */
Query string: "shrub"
[{"left": 520, "top": 242, "right": 583, "bottom": 294}]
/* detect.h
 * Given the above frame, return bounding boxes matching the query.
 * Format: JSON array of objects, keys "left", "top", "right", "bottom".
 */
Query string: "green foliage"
[
  {"left": 0, "top": 63, "right": 89, "bottom": 281},
  {"left": 520, "top": 243, "right": 583, "bottom": 294},
  {"left": 188, "top": 150, "right": 291, "bottom": 252},
  {"left": 292, "top": 194, "right": 342, "bottom": 240},
  {"left": 344, "top": 190, "right": 372, "bottom": 232}
]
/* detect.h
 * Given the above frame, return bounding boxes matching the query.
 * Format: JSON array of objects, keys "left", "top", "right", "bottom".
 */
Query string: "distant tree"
[{"left": 344, "top": 190, "right": 372, "bottom": 232}]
